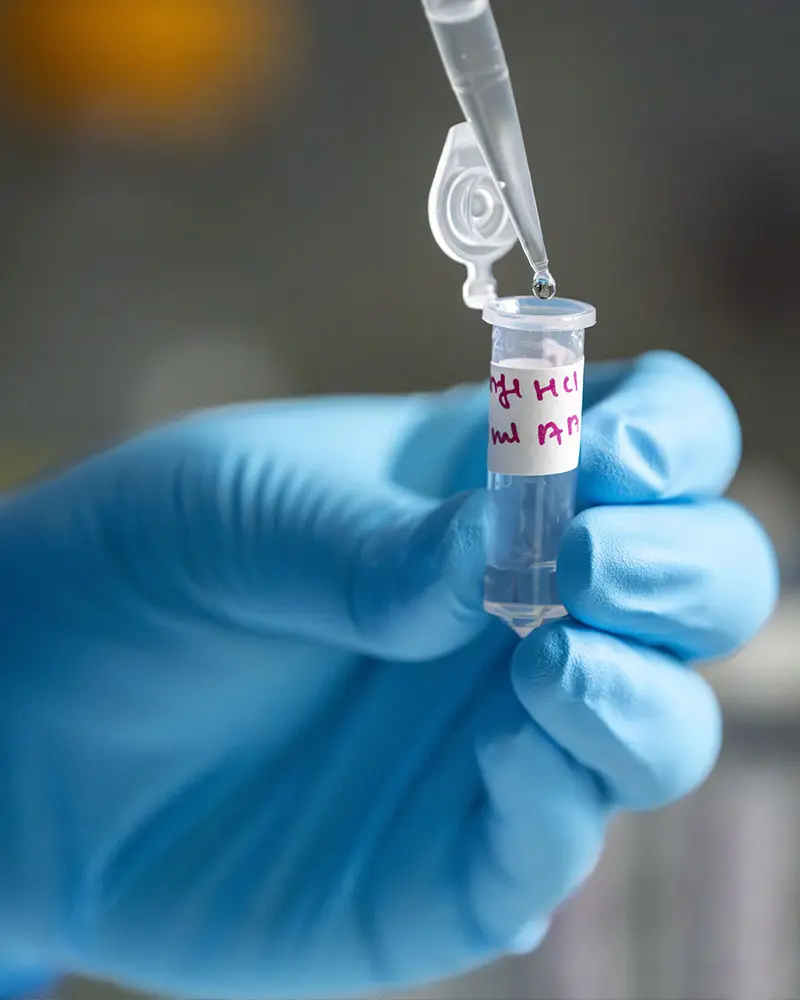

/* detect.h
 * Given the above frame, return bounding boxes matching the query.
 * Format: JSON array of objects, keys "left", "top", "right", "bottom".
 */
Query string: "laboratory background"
[{"left": 0, "top": 1, "right": 798, "bottom": 998}]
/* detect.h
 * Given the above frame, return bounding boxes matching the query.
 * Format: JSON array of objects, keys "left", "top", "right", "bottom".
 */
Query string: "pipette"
[{"left": 421, "top": 0, "right": 555, "bottom": 299}]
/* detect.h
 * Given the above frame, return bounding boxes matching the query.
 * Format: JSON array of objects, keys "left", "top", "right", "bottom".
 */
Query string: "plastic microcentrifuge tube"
[
  {"left": 483, "top": 296, "right": 596, "bottom": 637},
  {"left": 427, "top": 123, "right": 598, "bottom": 638}
]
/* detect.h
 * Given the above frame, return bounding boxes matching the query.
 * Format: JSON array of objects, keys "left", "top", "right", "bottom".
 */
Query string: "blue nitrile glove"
[{"left": 0, "top": 351, "right": 777, "bottom": 1000}]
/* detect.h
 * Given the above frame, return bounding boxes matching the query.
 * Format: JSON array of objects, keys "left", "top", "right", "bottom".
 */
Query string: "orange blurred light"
[{"left": 0, "top": 0, "right": 300, "bottom": 132}]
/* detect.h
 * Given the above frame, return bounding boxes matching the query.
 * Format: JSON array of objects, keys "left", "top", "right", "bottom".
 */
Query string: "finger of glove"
[
  {"left": 340, "top": 490, "right": 493, "bottom": 660},
  {"left": 467, "top": 689, "right": 610, "bottom": 952},
  {"left": 390, "top": 384, "right": 488, "bottom": 498},
  {"left": 578, "top": 351, "right": 742, "bottom": 508},
  {"left": 16, "top": 406, "right": 494, "bottom": 662},
  {"left": 558, "top": 499, "right": 779, "bottom": 662},
  {"left": 221, "top": 397, "right": 493, "bottom": 658},
  {"left": 181, "top": 452, "right": 491, "bottom": 661},
  {"left": 512, "top": 622, "right": 722, "bottom": 810}
]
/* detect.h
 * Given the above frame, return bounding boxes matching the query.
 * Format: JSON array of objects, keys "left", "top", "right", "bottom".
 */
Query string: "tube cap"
[{"left": 428, "top": 121, "right": 518, "bottom": 309}]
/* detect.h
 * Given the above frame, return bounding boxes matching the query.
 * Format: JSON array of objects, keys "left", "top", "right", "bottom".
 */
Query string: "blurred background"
[{"left": 0, "top": 1, "right": 796, "bottom": 997}]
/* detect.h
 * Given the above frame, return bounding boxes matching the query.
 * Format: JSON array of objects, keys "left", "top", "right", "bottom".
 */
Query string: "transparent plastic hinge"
[{"left": 428, "top": 121, "right": 519, "bottom": 310}]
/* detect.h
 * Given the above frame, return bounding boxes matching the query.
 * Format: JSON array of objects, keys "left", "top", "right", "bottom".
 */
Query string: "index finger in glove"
[{"left": 577, "top": 351, "right": 741, "bottom": 508}]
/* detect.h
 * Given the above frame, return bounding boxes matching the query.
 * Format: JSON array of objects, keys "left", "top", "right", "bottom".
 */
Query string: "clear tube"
[{"left": 483, "top": 297, "right": 595, "bottom": 638}]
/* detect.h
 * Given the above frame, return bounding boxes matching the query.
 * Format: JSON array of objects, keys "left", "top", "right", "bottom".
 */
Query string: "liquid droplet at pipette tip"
[{"left": 532, "top": 269, "right": 556, "bottom": 300}]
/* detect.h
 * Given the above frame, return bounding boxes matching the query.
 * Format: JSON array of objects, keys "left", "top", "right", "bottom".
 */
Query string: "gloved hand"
[{"left": 0, "top": 351, "right": 777, "bottom": 1000}]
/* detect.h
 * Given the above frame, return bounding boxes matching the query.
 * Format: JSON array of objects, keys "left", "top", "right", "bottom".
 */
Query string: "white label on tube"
[{"left": 488, "top": 357, "right": 585, "bottom": 476}]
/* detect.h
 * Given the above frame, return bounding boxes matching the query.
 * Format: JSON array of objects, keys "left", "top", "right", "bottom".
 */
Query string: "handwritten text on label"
[{"left": 488, "top": 359, "right": 585, "bottom": 477}]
